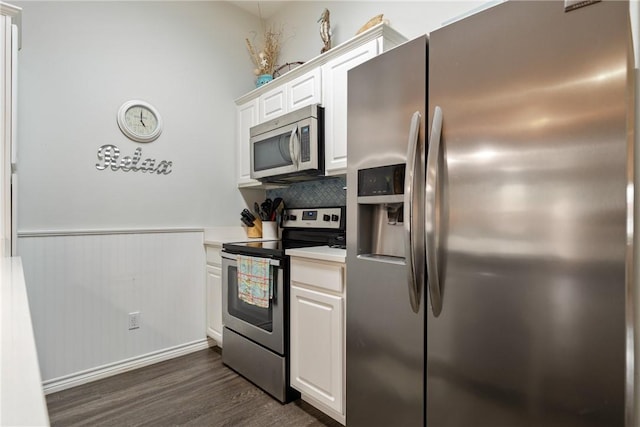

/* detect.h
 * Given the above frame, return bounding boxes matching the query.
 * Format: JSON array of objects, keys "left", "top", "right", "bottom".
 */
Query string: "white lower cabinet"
[
  {"left": 205, "top": 244, "right": 223, "bottom": 346},
  {"left": 206, "top": 264, "right": 222, "bottom": 345},
  {"left": 290, "top": 256, "right": 346, "bottom": 425}
]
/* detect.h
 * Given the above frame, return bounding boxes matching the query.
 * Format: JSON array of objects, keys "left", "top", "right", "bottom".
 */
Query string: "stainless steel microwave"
[{"left": 250, "top": 104, "right": 324, "bottom": 183}]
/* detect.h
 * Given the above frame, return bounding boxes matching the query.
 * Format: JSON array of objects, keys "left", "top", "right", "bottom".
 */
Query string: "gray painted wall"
[
  {"left": 14, "top": 1, "right": 260, "bottom": 231},
  {"left": 266, "top": 1, "right": 485, "bottom": 67},
  {"left": 13, "top": 1, "right": 487, "bottom": 232}
]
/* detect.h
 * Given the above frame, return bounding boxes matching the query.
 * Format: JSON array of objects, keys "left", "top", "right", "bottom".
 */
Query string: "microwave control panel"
[{"left": 300, "top": 125, "right": 311, "bottom": 162}]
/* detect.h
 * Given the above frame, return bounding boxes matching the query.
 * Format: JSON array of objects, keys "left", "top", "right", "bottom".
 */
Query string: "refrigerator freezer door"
[
  {"left": 427, "top": 1, "right": 630, "bottom": 426},
  {"left": 346, "top": 36, "right": 426, "bottom": 426}
]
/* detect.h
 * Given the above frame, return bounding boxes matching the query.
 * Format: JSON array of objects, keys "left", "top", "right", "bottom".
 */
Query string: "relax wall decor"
[{"left": 95, "top": 144, "right": 173, "bottom": 175}]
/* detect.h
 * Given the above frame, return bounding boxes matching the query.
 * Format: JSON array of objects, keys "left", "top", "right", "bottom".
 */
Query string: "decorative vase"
[{"left": 256, "top": 74, "right": 273, "bottom": 87}]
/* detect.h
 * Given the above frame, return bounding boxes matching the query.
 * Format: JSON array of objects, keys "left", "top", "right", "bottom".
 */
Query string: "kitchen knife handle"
[
  {"left": 426, "top": 106, "right": 443, "bottom": 317},
  {"left": 404, "top": 111, "right": 422, "bottom": 314}
]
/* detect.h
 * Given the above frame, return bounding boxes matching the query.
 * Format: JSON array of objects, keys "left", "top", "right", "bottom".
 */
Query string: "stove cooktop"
[
  {"left": 223, "top": 207, "right": 346, "bottom": 258},
  {"left": 222, "top": 239, "right": 329, "bottom": 258}
]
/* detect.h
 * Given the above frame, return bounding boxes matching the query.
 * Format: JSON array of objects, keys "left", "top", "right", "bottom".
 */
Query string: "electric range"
[{"left": 220, "top": 206, "right": 345, "bottom": 403}]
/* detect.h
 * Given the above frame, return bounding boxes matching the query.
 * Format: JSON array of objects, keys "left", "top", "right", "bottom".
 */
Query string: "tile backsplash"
[{"left": 266, "top": 177, "right": 346, "bottom": 208}]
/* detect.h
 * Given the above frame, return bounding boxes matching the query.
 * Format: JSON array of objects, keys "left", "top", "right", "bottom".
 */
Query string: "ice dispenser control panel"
[
  {"left": 358, "top": 164, "right": 405, "bottom": 197},
  {"left": 357, "top": 164, "right": 406, "bottom": 260}
]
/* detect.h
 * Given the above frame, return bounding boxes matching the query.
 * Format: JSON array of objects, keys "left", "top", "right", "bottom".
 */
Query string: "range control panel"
[{"left": 282, "top": 207, "right": 344, "bottom": 230}]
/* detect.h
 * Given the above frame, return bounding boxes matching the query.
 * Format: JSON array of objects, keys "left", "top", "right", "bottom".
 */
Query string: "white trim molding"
[
  {"left": 18, "top": 227, "right": 204, "bottom": 238},
  {"left": 43, "top": 339, "right": 210, "bottom": 395}
]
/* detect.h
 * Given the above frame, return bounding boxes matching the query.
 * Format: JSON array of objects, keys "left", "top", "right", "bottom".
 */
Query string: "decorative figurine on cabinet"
[{"left": 318, "top": 8, "right": 331, "bottom": 53}]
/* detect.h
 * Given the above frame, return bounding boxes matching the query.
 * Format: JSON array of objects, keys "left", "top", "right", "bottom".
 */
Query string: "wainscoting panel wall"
[{"left": 17, "top": 230, "right": 207, "bottom": 391}]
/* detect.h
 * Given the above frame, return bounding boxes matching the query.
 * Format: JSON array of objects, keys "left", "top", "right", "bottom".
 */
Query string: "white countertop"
[
  {"left": 204, "top": 226, "right": 268, "bottom": 246},
  {"left": 204, "top": 226, "right": 282, "bottom": 246},
  {"left": 286, "top": 246, "right": 346, "bottom": 263},
  {"left": 206, "top": 228, "right": 346, "bottom": 263},
  {"left": 0, "top": 257, "right": 50, "bottom": 426}
]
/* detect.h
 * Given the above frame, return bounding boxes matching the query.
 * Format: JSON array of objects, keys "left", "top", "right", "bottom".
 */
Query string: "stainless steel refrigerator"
[{"left": 346, "top": 1, "right": 635, "bottom": 426}]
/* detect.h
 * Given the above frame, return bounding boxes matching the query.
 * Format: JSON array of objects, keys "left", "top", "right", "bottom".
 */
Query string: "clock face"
[
  {"left": 117, "top": 100, "right": 162, "bottom": 143},
  {"left": 124, "top": 106, "right": 158, "bottom": 137}
]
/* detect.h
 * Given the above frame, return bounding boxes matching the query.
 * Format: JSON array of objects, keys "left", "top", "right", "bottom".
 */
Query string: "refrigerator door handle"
[
  {"left": 426, "top": 106, "right": 443, "bottom": 317},
  {"left": 404, "top": 111, "right": 422, "bottom": 313}
]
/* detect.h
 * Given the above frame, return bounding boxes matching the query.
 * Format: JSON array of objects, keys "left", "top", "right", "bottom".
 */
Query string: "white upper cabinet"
[
  {"left": 288, "top": 68, "right": 322, "bottom": 111},
  {"left": 236, "top": 99, "right": 259, "bottom": 187},
  {"left": 259, "top": 68, "right": 322, "bottom": 123},
  {"left": 259, "top": 84, "right": 287, "bottom": 123},
  {"left": 234, "top": 24, "right": 407, "bottom": 187},
  {"left": 322, "top": 39, "right": 379, "bottom": 175}
]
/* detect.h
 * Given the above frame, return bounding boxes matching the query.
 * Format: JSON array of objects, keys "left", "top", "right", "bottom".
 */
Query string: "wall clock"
[{"left": 117, "top": 100, "right": 163, "bottom": 143}]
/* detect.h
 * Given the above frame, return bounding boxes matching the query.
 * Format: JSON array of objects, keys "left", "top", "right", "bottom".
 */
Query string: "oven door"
[{"left": 221, "top": 251, "right": 285, "bottom": 354}]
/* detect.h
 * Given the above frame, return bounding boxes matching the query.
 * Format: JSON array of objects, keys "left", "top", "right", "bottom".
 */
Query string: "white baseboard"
[{"left": 43, "top": 339, "right": 210, "bottom": 395}]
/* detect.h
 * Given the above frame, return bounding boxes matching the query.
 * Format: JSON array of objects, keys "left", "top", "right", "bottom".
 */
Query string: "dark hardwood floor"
[{"left": 46, "top": 347, "right": 343, "bottom": 427}]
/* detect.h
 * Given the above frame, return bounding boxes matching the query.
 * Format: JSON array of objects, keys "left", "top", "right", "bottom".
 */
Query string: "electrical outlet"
[{"left": 128, "top": 312, "right": 140, "bottom": 330}]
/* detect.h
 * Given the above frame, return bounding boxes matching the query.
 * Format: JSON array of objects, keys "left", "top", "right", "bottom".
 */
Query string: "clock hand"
[{"left": 139, "top": 109, "right": 146, "bottom": 127}]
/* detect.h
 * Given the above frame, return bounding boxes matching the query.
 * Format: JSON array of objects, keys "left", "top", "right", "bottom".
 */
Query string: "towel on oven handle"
[{"left": 237, "top": 255, "right": 272, "bottom": 308}]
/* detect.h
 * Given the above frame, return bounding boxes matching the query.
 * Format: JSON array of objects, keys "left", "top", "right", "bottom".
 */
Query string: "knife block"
[{"left": 246, "top": 218, "right": 262, "bottom": 238}]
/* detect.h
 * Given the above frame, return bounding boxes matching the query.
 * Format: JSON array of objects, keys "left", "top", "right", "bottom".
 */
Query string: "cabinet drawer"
[
  {"left": 290, "top": 258, "right": 344, "bottom": 293},
  {"left": 205, "top": 245, "right": 222, "bottom": 266}
]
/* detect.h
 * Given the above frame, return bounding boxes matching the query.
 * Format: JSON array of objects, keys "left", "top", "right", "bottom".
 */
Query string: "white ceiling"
[{"left": 227, "top": 1, "right": 289, "bottom": 20}]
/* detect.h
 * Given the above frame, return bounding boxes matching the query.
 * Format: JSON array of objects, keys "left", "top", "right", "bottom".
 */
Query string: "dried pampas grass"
[{"left": 246, "top": 25, "right": 282, "bottom": 76}]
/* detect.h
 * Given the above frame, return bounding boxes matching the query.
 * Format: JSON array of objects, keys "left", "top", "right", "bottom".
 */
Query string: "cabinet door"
[
  {"left": 236, "top": 99, "right": 260, "bottom": 187},
  {"left": 322, "top": 39, "right": 379, "bottom": 175},
  {"left": 288, "top": 68, "right": 322, "bottom": 111},
  {"left": 206, "top": 264, "right": 223, "bottom": 346},
  {"left": 259, "top": 84, "right": 287, "bottom": 123},
  {"left": 290, "top": 284, "right": 344, "bottom": 414}
]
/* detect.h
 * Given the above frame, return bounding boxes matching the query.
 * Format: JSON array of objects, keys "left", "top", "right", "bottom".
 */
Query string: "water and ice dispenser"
[{"left": 357, "top": 164, "right": 406, "bottom": 261}]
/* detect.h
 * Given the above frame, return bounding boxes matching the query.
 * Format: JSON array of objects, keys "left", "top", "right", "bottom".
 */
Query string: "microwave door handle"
[
  {"left": 293, "top": 125, "right": 300, "bottom": 168},
  {"left": 289, "top": 125, "right": 299, "bottom": 168}
]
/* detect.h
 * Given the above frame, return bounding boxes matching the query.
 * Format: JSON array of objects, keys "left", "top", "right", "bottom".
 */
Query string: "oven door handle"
[
  {"left": 271, "top": 266, "right": 277, "bottom": 304},
  {"left": 221, "top": 251, "right": 281, "bottom": 267}
]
